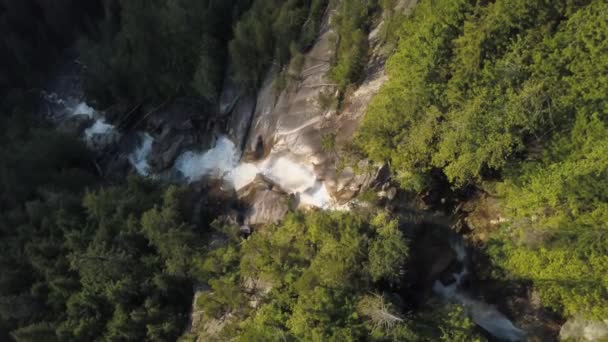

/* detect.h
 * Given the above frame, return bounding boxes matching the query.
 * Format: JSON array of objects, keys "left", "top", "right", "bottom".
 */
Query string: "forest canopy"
[{"left": 357, "top": 0, "right": 608, "bottom": 319}]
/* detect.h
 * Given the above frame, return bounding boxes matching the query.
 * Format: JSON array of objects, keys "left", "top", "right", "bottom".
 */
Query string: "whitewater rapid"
[
  {"left": 43, "top": 92, "right": 337, "bottom": 208},
  {"left": 175, "top": 135, "right": 336, "bottom": 208},
  {"left": 129, "top": 133, "right": 154, "bottom": 176},
  {"left": 43, "top": 92, "right": 154, "bottom": 175},
  {"left": 433, "top": 240, "right": 527, "bottom": 341},
  {"left": 44, "top": 92, "right": 118, "bottom": 145}
]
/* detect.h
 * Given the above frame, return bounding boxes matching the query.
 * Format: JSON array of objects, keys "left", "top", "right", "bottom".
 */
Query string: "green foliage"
[
  {"left": 436, "top": 303, "right": 485, "bottom": 342},
  {"left": 321, "top": 132, "right": 337, "bottom": 154},
  {"left": 229, "top": 0, "right": 329, "bottom": 87},
  {"left": 192, "top": 210, "right": 477, "bottom": 341},
  {"left": 357, "top": 0, "right": 471, "bottom": 189},
  {"left": 0, "top": 136, "right": 204, "bottom": 342},
  {"left": 486, "top": 1, "right": 608, "bottom": 319},
  {"left": 200, "top": 212, "right": 376, "bottom": 339},
  {"left": 489, "top": 117, "right": 608, "bottom": 317},
  {"left": 407, "top": 301, "right": 485, "bottom": 342},
  {"left": 141, "top": 186, "right": 200, "bottom": 276},
  {"left": 330, "top": 0, "right": 377, "bottom": 92},
  {"left": 0, "top": 0, "right": 100, "bottom": 95},
  {"left": 368, "top": 213, "right": 409, "bottom": 283},
  {"left": 81, "top": 0, "right": 331, "bottom": 102},
  {"left": 81, "top": 0, "right": 237, "bottom": 106},
  {"left": 358, "top": 0, "right": 590, "bottom": 187},
  {"left": 358, "top": 0, "right": 607, "bottom": 320},
  {"left": 10, "top": 322, "right": 57, "bottom": 342},
  {"left": 377, "top": 0, "right": 406, "bottom": 48},
  {"left": 197, "top": 275, "right": 248, "bottom": 320}
]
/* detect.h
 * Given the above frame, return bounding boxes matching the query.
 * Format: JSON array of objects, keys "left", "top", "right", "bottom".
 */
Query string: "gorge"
[
  {"left": 2, "top": 0, "right": 607, "bottom": 341},
  {"left": 38, "top": 6, "right": 527, "bottom": 340}
]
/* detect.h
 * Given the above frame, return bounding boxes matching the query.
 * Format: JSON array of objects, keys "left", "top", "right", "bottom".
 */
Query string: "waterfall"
[
  {"left": 84, "top": 119, "right": 115, "bottom": 141},
  {"left": 43, "top": 91, "right": 155, "bottom": 176},
  {"left": 174, "top": 135, "right": 337, "bottom": 209},
  {"left": 43, "top": 92, "right": 119, "bottom": 148},
  {"left": 69, "top": 101, "right": 96, "bottom": 118},
  {"left": 175, "top": 136, "right": 245, "bottom": 182},
  {"left": 128, "top": 133, "right": 155, "bottom": 176},
  {"left": 433, "top": 240, "right": 527, "bottom": 341}
]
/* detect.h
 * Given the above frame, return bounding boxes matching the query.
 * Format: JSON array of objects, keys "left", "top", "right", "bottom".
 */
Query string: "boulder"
[
  {"left": 560, "top": 316, "right": 608, "bottom": 341},
  {"left": 143, "top": 100, "right": 215, "bottom": 173},
  {"left": 378, "top": 187, "right": 398, "bottom": 201},
  {"left": 330, "top": 162, "right": 391, "bottom": 202},
  {"left": 238, "top": 175, "right": 290, "bottom": 225}
]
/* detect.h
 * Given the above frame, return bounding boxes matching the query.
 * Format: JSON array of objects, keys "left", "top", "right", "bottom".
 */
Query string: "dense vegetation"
[
  {"left": 185, "top": 211, "right": 484, "bottom": 341},
  {"left": 0, "top": 2, "right": 204, "bottom": 340},
  {"left": 2, "top": 0, "right": 608, "bottom": 340},
  {"left": 0, "top": 0, "right": 101, "bottom": 95},
  {"left": 80, "top": 0, "right": 242, "bottom": 106},
  {"left": 79, "top": 0, "right": 385, "bottom": 106},
  {"left": 357, "top": 0, "right": 608, "bottom": 319},
  {"left": 80, "top": 0, "right": 336, "bottom": 107},
  {"left": 0, "top": 91, "right": 208, "bottom": 341},
  {"left": 229, "top": 0, "right": 329, "bottom": 87}
]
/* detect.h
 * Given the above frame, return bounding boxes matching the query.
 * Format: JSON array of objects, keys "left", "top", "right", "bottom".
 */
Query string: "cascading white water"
[
  {"left": 44, "top": 92, "right": 119, "bottom": 147},
  {"left": 44, "top": 92, "right": 154, "bottom": 176},
  {"left": 84, "top": 119, "right": 115, "bottom": 141},
  {"left": 174, "top": 135, "right": 337, "bottom": 209},
  {"left": 433, "top": 240, "right": 527, "bottom": 341},
  {"left": 44, "top": 84, "right": 338, "bottom": 209},
  {"left": 176, "top": 136, "right": 245, "bottom": 182},
  {"left": 70, "top": 101, "right": 96, "bottom": 118},
  {"left": 128, "top": 133, "right": 155, "bottom": 176},
  {"left": 43, "top": 91, "right": 96, "bottom": 119}
]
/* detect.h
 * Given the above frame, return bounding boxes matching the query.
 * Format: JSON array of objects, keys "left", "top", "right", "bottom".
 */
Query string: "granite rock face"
[{"left": 222, "top": 8, "right": 393, "bottom": 214}]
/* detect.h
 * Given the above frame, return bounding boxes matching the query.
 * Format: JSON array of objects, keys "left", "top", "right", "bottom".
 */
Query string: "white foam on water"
[
  {"left": 43, "top": 92, "right": 66, "bottom": 106},
  {"left": 174, "top": 135, "right": 338, "bottom": 209},
  {"left": 44, "top": 91, "right": 118, "bottom": 148},
  {"left": 70, "top": 102, "right": 96, "bottom": 117},
  {"left": 467, "top": 299, "right": 528, "bottom": 342},
  {"left": 260, "top": 157, "right": 318, "bottom": 194},
  {"left": 175, "top": 136, "right": 240, "bottom": 182},
  {"left": 433, "top": 239, "right": 526, "bottom": 341},
  {"left": 43, "top": 91, "right": 96, "bottom": 118},
  {"left": 226, "top": 163, "right": 259, "bottom": 190},
  {"left": 84, "top": 119, "right": 116, "bottom": 141},
  {"left": 129, "top": 133, "right": 154, "bottom": 176},
  {"left": 300, "top": 182, "right": 333, "bottom": 209}
]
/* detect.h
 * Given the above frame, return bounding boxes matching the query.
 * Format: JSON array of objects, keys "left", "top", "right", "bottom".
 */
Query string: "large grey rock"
[
  {"left": 238, "top": 175, "right": 290, "bottom": 225},
  {"left": 227, "top": 94, "right": 256, "bottom": 152},
  {"left": 232, "top": 7, "right": 394, "bottom": 205},
  {"left": 560, "top": 316, "right": 608, "bottom": 341},
  {"left": 243, "top": 12, "right": 335, "bottom": 161},
  {"left": 144, "top": 100, "right": 215, "bottom": 173}
]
